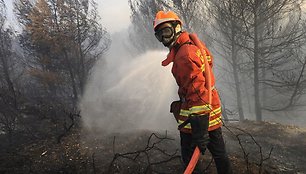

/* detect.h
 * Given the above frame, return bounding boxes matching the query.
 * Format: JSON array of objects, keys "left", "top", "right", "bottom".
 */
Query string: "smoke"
[
  {"left": 79, "top": 32, "right": 178, "bottom": 134},
  {"left": 98, "top": 0, "right": 130, "bottom": 33}
]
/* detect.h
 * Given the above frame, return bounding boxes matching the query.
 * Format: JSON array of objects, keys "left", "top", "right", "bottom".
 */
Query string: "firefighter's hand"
[{"left": 190, "top": 114, "right": 210, "bottom": 154}]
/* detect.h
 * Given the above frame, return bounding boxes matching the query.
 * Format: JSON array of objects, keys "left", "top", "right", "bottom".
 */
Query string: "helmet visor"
[{"left": 155, "top": 27, "right": 174, "bottom": 42}]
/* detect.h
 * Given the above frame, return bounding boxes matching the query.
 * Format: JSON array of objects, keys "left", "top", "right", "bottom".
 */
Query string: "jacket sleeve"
[{"left": 175, "top": 49, "right": 212, "bottom": 115}]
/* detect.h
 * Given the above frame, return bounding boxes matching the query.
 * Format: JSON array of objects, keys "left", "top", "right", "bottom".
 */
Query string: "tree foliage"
[
  {"left": 15, "top": 0, "right": 110, "bottom": 106},
  {"left": 0, "top": 0, "right": 111, "bottom": 147},
  {"left": 204, "top": 0, "right": 247, "bottom": 121},
  {"left": 239, "top": 0, "right": 305, "bottom": 117}
]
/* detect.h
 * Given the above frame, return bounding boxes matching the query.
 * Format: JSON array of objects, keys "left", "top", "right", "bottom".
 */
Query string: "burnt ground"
[
  {"left": 224, "top": 120, "right": 306, "bottom": 174},
  {"left": 0, "top": 120, "right": 305, "bottom": 174}
]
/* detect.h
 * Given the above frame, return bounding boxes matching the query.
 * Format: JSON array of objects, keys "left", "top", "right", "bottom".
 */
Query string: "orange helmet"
[{"left": 153, "top": 11, "right": 183, "bottom": 30}]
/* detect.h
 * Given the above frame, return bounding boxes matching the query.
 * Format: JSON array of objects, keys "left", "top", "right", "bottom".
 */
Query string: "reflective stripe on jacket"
[{"left": 170, "top": 32, "right": 222, "bottom": 133}]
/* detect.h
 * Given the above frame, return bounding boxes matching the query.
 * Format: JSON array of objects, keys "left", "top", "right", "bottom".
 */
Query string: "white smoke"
[{"left": 80, "top": 32, "right": 178, "bottom": 134}]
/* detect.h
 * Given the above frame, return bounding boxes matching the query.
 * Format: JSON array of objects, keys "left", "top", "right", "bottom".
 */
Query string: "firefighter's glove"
[
  {"left": 170, "top": 101, "right": 181, "bottom": 122},
  {"left": 189, "top": 114, "right": 210, "bottom": 154}
]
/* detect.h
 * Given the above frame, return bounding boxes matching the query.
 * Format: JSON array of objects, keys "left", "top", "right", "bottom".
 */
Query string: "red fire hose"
[
  {"left": 189, "top": 33, "right": 212, "bottom": 104},
  {"left": 183, "top": 34, "right": 212, "bottom": 174},
  {"left": 183, "top": 146, "right": 201, "bottom": 174}
]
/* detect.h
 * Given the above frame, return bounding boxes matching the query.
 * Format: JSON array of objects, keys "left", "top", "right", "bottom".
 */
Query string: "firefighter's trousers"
[{"left": 180, "top": 127, "right": 233, "bottom": 174}]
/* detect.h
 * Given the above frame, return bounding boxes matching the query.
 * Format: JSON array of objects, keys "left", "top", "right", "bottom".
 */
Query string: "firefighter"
[{"left": 153, "top": 11, "right": 232, "bottom": 174}]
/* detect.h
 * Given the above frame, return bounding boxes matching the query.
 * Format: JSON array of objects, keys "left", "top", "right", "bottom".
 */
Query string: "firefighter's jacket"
[{"left": 163, "top": 32, "right": 222, "bottom": 133}]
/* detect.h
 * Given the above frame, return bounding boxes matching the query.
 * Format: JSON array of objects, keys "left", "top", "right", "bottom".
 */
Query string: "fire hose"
[
  {"left": 183, "top": 33, "right": 212, "bottom": 174},
  {"left": 183, "top": 146, "right": 201, "bottom": 174}
]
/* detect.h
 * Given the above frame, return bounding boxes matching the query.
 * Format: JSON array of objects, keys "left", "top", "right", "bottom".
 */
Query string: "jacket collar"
[{"left": 161, "top": 32, "right": 190, "bottom": 66}]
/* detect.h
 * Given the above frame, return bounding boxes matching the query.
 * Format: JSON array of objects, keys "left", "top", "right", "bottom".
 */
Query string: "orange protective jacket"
[{"left": 163, "top": 32, "right": 222, "bottom": 133}]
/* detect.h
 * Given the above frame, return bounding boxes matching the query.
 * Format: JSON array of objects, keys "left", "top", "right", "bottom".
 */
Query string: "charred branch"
[{"left": 107, "top": 132, "right": 181, "bottom": 174}]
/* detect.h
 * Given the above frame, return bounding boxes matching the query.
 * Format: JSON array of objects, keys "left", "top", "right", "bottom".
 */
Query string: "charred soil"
[{"left": 0, "top": 120, "right": 305, "bottom": 174}]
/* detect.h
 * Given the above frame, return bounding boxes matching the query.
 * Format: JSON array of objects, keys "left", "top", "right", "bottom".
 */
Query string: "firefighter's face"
[{"left": 154, "top": 22, "right": 175, "bottom": 47}]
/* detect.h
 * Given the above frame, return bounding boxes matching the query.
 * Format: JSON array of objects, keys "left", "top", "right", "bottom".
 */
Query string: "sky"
[{"left": 4, "top": 0, "right": 131, "bottom": 34}]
